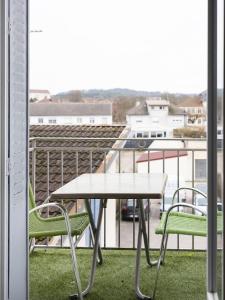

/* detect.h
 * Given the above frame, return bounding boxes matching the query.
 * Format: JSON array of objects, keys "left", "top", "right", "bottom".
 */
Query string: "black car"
[{"left": 121, "top": 199, "right": 150, "bottom": 221}]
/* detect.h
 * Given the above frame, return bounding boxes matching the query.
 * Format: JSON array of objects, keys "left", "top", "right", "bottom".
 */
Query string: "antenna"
[{"left": 30, "top": 30, "right": 43, "bottom": 33}]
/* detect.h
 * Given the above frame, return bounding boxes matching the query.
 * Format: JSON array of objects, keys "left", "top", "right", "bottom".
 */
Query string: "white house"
[
  {"left": 30, "top": 89, "right": 51, "bottom": 102},
  {"left": 30, "top": 102, "right": 113, "bottom": 125},
  {"left": 126, "top": 97, "right": 187, "bottom": 138},
  {"left": 178, "top": 97, "right": 206, "bottom": 127}
]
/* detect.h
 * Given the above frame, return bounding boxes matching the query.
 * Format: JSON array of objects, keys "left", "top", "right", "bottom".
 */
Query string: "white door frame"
[{"left": 1, "top": 0, "right": 29, "bottom": 299}]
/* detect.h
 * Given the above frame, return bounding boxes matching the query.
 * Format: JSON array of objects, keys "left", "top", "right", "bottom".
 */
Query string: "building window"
[
  {"left": 195, "top": 159, "right": 206, "bottom": 180},
  {"left": 48, "top": 119, "right": 57, "bottom": 124},
  {"left": 143, "top": 132, "right": 149, "bottom": 138},
  {"left": 151, "top": 132, "right": 156, "bottom": 138},
  {"left": 38, "top": 118, "right": 43, "bottom": 124},
  {"left": 197, "top": 118, "right": 202, "bottom": 124},
  {"left": 164, "top": 131, "right": 167, "bottom": 137},
  {"left": 90, "top": 117, "right": 95, "bottom": 124},
  {"left": 136, "top": 132, "right": 143, "bottom": 138},
  {"left": 77, "top": 117, "right": 82, "bottom": 124}
]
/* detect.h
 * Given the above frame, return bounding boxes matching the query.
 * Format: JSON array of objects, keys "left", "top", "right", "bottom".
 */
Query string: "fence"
[{"left": 29, "top": 137, "right": 208, "bottom": 250}]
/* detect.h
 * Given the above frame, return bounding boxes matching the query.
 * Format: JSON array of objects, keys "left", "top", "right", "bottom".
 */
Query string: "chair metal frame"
[
  {"left": 30, "top": 202, "right": 85, "bottom": 300},
  {"left": 29, "top": 199, "right": 103, "bottom": 300},
  {"left": 153, "top": 187, "right": 207, "bottom": 299}
]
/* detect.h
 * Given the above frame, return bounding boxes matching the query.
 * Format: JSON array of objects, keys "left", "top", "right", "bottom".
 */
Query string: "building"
[
  {"left": 126, "top": 97, "right": 187, "bottom": 138},
  {"left": 30, "top": 102, "right": 113, "bottom": 125},
  {"left": 30, "top": 89, "right": 51, "bottom": 102},
  {"left": 137, "top": 140, "right": 207, "bottom": 198},
  {"left": 178, "top": 97, "right": 206, "bottom": 127}
]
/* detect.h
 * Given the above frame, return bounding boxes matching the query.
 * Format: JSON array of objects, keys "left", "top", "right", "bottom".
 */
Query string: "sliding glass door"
[{"left": 216, "top": 0, "right": 224, "bottom": 298}]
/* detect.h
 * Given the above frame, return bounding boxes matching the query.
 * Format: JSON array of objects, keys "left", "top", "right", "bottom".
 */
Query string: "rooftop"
[
  {"left": 30, "top": 89, "right": 50, "bottom": 94},
  {"left": 29, "top": 125, "right": 125, "bottom": 212},
  {"left": 146, "top": 99, "right": 170, "bottom": 106},
  {"left": 30, "top": 102, "right": 112, "bottom": 116},
  {"left": 178, "top": 97, "right": 203, "bottom": 108},
  {"left": 137, "top": 150, "right": 188, "bottom": 163},
  {"left": 127, "top": 101, "right": 186, "bottom": 116}
]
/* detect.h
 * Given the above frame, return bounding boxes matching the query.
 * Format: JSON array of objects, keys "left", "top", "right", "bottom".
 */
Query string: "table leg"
[
  {"left": 69, "top": 199, "right": 105, "bottom": 299},
  {"left": 135, "top": 214, "right": 152, "bottom": 300},
  {"left": 84, "top": 198, "right": 103, "bottom": 265},
  {"left": 139, "top": 199, "right": 157, "bottom": 266}
]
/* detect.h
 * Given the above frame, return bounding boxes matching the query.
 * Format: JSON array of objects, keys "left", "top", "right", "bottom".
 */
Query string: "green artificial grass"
[{"left": 30, "top": 249, "right": 206, "bottom": 300}]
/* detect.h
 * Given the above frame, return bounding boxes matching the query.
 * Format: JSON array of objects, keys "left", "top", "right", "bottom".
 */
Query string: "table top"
[{"left": 51, "top": 173, "right": 168, "bottom": 200}]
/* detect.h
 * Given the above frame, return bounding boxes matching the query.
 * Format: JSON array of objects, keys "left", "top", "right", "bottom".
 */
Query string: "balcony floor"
[{"left": 30, "top": 249, "right": 206, "bottom": 300}]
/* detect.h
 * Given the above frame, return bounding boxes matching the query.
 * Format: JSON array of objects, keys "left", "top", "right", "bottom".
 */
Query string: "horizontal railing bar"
[
  {"left": 29, "top": 136, "right": 206, "bottom": 142},
  {"left": 29, "top": 147, "right": 206, "bottom": 152},
  {"left": 33, "top": 245, "right": 208, "bottom": 252}
]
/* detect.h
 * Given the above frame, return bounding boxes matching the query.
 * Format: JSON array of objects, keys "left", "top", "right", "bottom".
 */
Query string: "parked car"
[{"left": 121, "top": 199, "right": 150, "bottom": 221}]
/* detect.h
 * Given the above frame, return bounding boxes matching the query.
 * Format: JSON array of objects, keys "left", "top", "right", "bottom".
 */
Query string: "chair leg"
[
  {"left": 68, "top": 232, "right": 83, "bottom": 300},
  {"left": 29, "top": 238, "right": 35, "bottom": 254},
  {"left": 152, "top": 232, "right": 168, "bottom": 299},
  {"left": 161, "top": 234, "right": 169, "bottom": 265}
]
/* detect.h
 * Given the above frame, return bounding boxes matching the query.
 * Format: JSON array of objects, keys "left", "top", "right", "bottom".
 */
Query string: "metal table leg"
[
  {"left": 139, "top": 199, "right": 158, "bottom": 266},
  {"left": 84, "top": 198, "right": 103, "bottom": 265},
  {"left": 135, "top": 214, "right": 152, "bottom": 300},
  {"left": 69, "top": 199, "right": 105, "bottom": 299}
]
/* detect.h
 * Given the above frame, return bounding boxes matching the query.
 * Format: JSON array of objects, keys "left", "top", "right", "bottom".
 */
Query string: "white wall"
[
  {"left": 127, "top": 114, "right": 185, "bottom": 138},
  {"left": 137, "top": 156, "right": 187, "bottom": 197},
  {"left": 30, "top": 115, "right": 113, "bottom": 125},
  {"left": 138, "top": 140, "right": 207, "bottom": 195}
]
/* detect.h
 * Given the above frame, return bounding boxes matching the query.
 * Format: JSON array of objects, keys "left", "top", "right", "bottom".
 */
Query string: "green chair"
[
  {"left": 29, "top": 185, "right": 90, "bottom": 300},
  {"left": 153, "top": 187, "right": 223, "bottom": 299}
]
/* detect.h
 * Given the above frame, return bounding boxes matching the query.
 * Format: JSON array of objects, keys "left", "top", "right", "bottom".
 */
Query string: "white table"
[{"left": 51, "top": 173, "right": 168, "bottom": 300}]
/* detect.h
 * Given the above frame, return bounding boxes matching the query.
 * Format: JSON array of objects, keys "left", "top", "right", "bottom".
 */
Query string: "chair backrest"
[{"left": 29, "top": 184, "right": 42, "bottom": 221}]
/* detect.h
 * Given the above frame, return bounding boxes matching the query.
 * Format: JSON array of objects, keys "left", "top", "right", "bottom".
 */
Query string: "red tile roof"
[
  {"left": 137, "top": 150, "right": 188, "bottom": 163},
  {"left": 29, "top": 125, "right": 126, "bottom": 215}
]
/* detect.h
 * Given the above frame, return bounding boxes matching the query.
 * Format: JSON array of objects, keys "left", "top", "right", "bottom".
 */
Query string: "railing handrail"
[
  {"left": 29, "top": 146, "right": 207, "bottom": 151},
  {"left": 30, "top": 136, "right": 207, "bottom": 142}
]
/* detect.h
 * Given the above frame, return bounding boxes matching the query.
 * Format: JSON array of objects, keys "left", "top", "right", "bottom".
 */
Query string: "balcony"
[{"left": 28, "top": 129, "right": 219, "bottom": 299}]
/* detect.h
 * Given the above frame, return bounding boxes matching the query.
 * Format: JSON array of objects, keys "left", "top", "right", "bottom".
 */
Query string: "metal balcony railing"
[{"left": 29, "top": 137, "right": 208, "bottom": 251}]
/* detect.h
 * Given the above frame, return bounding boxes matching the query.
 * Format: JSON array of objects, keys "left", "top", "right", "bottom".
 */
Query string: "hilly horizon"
[{"left": 53, "top": 88, "right": 200, "bottom": 100}]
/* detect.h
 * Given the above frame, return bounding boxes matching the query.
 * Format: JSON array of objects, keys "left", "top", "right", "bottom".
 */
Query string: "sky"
[{"left": 30, "top": 0, "right": 208, "bottom": 95}]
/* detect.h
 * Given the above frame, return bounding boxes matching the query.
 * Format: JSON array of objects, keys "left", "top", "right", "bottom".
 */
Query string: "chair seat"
[
  {"left": 156, "top": 211, "right": 223, "bottom": 237},
  {"left": 29, "top": 212, "right": 89, "bottom": 238}
]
